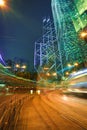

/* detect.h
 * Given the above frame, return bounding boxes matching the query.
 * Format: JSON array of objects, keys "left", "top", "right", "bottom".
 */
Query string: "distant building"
[{"left": 6, "top": 58, "right": 27, "bottom": 72}]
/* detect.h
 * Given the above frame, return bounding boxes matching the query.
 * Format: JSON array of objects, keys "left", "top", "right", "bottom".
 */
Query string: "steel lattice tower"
[
  {"left": 51, "top": 0, "right": 87, "bottom": 76},
  {"left": 34, "top": 18, "right": 58, "bottom": 80}
]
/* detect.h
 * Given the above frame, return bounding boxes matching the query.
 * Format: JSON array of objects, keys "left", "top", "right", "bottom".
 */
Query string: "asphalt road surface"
[{"left": 0, "top": 90, "right": 87, "bottom": 130}]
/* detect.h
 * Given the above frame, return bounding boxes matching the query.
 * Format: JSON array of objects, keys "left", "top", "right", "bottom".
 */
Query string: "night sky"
[{"left": 0, "top": 0, "right": 52, "bottom": 70}]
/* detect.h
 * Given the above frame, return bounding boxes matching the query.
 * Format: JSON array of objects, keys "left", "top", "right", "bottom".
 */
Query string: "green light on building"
[{"left": 51, "top": 0, "right": 87, "bottom": 74}]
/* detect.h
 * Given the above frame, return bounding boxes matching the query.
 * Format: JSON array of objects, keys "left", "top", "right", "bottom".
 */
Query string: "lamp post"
[
  {"left": 65, "top": 72, "right": 69, "bottom": 76},
  {"left": 74, "top": 62, "right": 78, "bottom": 67},
  {"left": 21, "top": 65, "right": 26, "bottom": 69},
  {"left": 80, "top": 31, "right": 87, "bottom": 42},
  {"left": 15, "top": 64, "right": 20, "bottom": 68},
  {"left": 15, "top": 64, "right": 27, "bottom": 72},
  {"left": 0, "top": 0, "right": 5, "bottom": 7},
  {"left": 66, "top": 62, "right": 79, "bottom": 75},
  {"left": 79, "top": 30, "right": 87, "bottom": 68},
  {"left": 0, "top": 0, "right": 9, "bottom": 12}
]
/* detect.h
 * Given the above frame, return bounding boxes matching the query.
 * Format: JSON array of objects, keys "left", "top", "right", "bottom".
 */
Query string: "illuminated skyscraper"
[
  {"left": 72, "top": 0, "right": 87, "bottom": 32},
  {"left": 51, "top": 0, "right": 87, "bottom": 75}
]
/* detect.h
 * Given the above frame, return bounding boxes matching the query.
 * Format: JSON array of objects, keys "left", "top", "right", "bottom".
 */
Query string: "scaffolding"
[{"left": 34, "top": 18, "right": 58, "bottom": 80}]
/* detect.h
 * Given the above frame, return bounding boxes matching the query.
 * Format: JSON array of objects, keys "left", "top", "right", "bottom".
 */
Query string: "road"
[{"left": 0, "top": 90, "right": 87, "bottom": 130}]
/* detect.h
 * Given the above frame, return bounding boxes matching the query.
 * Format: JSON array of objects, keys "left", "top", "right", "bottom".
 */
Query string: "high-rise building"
[
  {"left": 72, "top": 0, "right": 87, "bottom": 32},
  {"left": 51, "top": 0, "right": 87, "bottom": 75}
]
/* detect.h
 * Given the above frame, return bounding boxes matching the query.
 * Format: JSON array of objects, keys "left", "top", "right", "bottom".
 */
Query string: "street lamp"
[
  {"left": 43, "top": 67, "right": 49, "bottom": 70},
  {"left": 46, "top": 73, "right": 50, "bottom": 76},
  {"left": 67, "top": 64, "right": 72, "bottom": 67},
  {"left": 0, "top": 0, "right": 9, "bottom": 11},
  {"left": 80, "top": 30, "right": 87, "bottom": 42},
  {"left": 0, "top": 0, "right": 5, "bottom": 7},
  {"left": 74, "top": 62, "right": 78, "bottom": 67},
  {"left": 79, "top": 30, "right": 87, "bottom": 68},
  {"left": 52, "top": 72, "right": 57, "bottom": 76},
  {"left": 21, "top": 65, "right": 26, "bottom": 69},
  {"left": 15, "top": 64, "right": 20, "bottom": 68},
  {"left": 65, "top": 72, "right": 69, "bottom": 76},
  {"left": 80, "top": 32, "right": 87, "bottom": 39}
]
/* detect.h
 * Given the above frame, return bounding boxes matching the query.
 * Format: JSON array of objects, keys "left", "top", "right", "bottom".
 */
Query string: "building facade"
[{"left": 51, "top": 0, "right": 87, "bottom": 75}]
